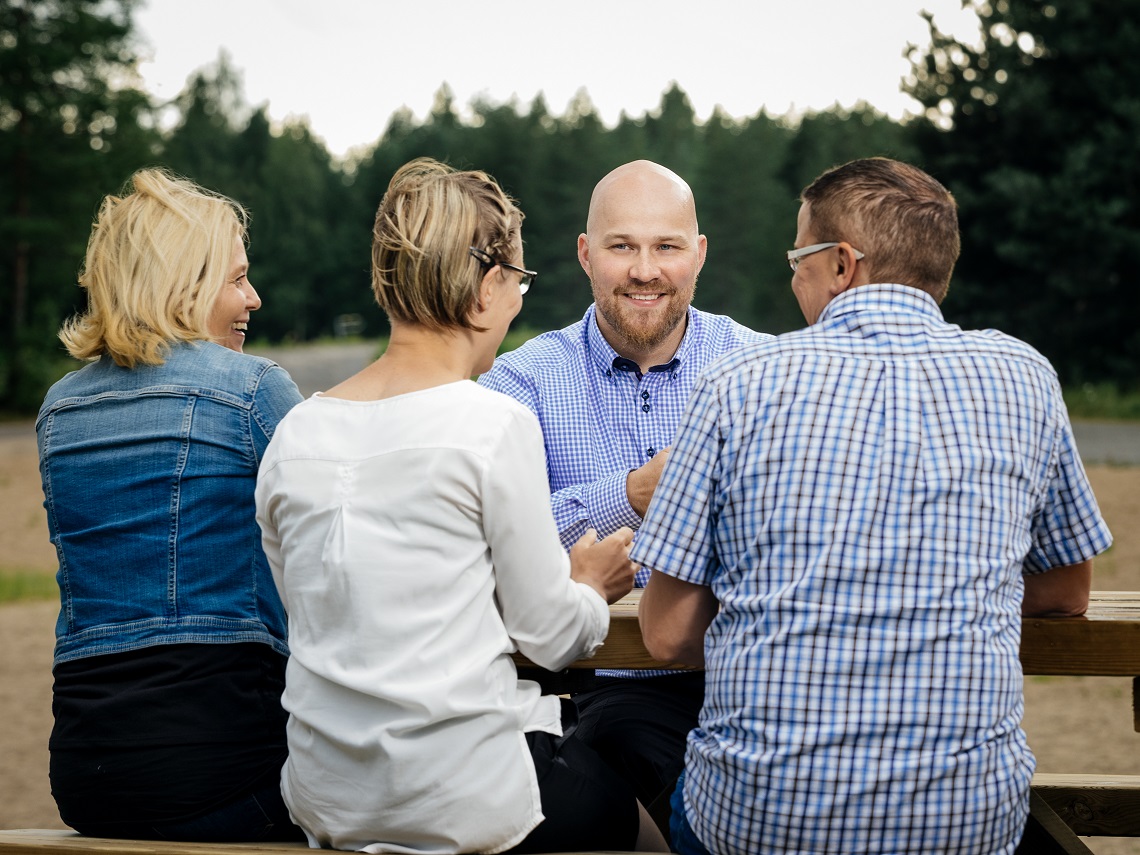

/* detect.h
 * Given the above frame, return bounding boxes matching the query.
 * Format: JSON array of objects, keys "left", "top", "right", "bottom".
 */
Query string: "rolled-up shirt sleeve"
[{"left": 550, "top": 469, "right": 642, "bottom": 551}]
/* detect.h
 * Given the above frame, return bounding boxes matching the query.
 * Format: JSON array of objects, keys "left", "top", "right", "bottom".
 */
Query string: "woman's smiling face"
[{"left": 208, "top": 238, "right": 261, "bottom": 352}]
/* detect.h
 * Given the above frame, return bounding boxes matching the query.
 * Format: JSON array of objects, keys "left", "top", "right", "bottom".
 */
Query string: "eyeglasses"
[
  {"left": 469, "top": 247, "right": 537, "bottom": 295},
  {"left": 786, "top": 242, "right": 865, "bottom": 272}
]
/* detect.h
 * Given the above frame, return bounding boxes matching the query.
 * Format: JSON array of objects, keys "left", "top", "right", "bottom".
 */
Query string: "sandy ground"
[{"left": 2, "top": 422, "right": 1139, "bottom": 852}]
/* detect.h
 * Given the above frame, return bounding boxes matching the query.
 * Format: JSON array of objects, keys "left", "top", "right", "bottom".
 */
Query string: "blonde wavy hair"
[
  {"left": 60, "top": 168, "right": 249, "bottom": 367},
  {"left": 371, "top": 157, "right": 523, "bottom": 331}
]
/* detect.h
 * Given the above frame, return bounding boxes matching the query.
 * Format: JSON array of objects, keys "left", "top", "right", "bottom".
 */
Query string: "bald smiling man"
[{"left": 479, "top": 160, "right": 772, "bottom": 827}]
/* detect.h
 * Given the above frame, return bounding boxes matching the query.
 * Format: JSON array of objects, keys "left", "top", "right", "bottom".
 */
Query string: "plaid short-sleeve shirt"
[{"left": 632, "top": 285, "right": 1113, "bottom": 855}]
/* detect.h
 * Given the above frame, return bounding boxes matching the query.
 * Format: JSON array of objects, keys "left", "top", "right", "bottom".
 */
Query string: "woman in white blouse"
[{"left": 255, "top": 157, "right": 668, "bottom": 854}]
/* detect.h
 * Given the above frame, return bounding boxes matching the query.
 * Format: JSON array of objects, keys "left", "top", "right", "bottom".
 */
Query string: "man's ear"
[
  {"left": 695, "top": 234, "right": 708, "bottom": 275},
  {"left": 577, "top": 234, "right": 591, "bottom": 278},
  {"left": 832, "top": 241, "right": 862, "bottom": 295}
]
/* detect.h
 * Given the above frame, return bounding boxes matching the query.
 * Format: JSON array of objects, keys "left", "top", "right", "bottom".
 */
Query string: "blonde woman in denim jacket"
[{"left": 36, "top": 169, "right": 303, "bottom": 841}]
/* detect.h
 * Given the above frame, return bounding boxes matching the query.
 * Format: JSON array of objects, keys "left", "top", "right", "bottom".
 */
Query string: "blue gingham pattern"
[
  {"left": 479, "top": 305, "right": 770, "bottom": 678},
  {"left": 632, "top": 285, "right": 1113, "bottom": 855}
]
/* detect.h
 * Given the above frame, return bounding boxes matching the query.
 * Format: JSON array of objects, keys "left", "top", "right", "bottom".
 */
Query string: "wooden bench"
[
  {"left": 0, "top": 830, "right": 651, "bottom": 855},
  {"left": 0, "top": 832, "right": 304, "bottom": 855},
  {"left": 1033, "top": 772, "right": 1140, "bottom": 838},
  {"left": 519, "top": 591, "right": 1140, "bottom": 726}
]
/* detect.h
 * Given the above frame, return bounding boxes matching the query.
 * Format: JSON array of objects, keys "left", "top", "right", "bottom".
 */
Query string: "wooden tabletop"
[
  {"left": 1021, "top": 591, "right": 1140, "bottom": 676},
  {"left": 516, "top": 590, "right": 1140, "bottom": 677}
]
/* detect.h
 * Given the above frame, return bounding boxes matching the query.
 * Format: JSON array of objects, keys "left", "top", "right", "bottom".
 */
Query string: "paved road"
[
  {"left": 0, "top": 342, "right": 379, "bottom": 442},
  {"left": 3, "top": 341, "right": 1138, "bottom": 465},
  {"left": 1070, "top": 421, "right": 1140, "bottom": 466},
  {"left": 248, "top": 341, "right": 379, "bottom": 398}
]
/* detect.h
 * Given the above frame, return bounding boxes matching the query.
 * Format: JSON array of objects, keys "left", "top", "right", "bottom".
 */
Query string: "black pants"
[
  {"left": 54, "top": 759, "right": 304, "bottom": 843},
  {"left": 508, "top": 698, "right": 639, "bottom": 853},
  {"left": 573, "top": 672, "right": 705, "bottom": 826}
]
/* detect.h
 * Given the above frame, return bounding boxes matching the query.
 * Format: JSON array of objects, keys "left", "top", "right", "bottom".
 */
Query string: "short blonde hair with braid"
[{"left": 371, "top": 157, "right": 523, "bottom": 331}]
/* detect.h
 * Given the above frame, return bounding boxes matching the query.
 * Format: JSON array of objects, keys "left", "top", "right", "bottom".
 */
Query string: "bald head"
[
  {"left": 577, "top": 160, "right": 707, "bottom": 369},
  {"left": 586, "top": 160, "right": 699, "bottom": 235}
]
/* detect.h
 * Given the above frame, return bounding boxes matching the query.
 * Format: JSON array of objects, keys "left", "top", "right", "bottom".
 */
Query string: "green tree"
[
  {"left": 780, "top": 104, "right": 919, "bottom": 201},
  {"left": 641, "top": 83, "right": 701, "bottom": 178},
  {"left": 160, "top": 53, "right": 251, "bottom": 194},
  {"left": 0, "top": 0, "right": 157, "bottom": 410},
  {"left": 519, "top": 92, "right": 613, "bottom": 332},
  {"left": 161, "top": 60, "right": 377, "bottom": 342},
  {"left": 906, "top": 0, "right": 1140, "bottom": 386},
  {"left": 697, "top": 110, "right": 799, "bottom": 332},
  {"left": 251, "top": 119, "right": 372, "bottom": 341}
]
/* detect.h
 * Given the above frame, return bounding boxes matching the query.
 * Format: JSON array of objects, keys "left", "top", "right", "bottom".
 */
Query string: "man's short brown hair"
[{"left": 802, "top": 158, "right": 960, "bottom": 303}]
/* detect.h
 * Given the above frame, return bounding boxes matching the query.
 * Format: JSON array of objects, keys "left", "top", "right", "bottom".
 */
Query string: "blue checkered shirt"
[
  {"left": 479, "top": 304, "right": 770, "bottom": 677},
  {"left": 631, "top": 285, "right": 1113, "bottom": 855}
]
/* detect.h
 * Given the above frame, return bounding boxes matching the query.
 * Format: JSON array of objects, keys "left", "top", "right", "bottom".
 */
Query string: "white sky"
[{"left": 132, "top": 0, "right": 982, "bottom": 159}]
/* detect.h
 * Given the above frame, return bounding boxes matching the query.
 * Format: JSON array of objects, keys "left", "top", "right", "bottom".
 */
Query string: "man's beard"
[{"left": 595, "top": 282, "right": 693, "bottom": 353}]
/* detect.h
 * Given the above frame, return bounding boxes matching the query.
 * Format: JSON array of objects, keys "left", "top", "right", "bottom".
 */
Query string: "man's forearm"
[
  {"left": 1022, "top": 558, "right": 1093, "bottom": 617},
  {"left": 640, "top": 570, "right": 718, "bottom": 666}
]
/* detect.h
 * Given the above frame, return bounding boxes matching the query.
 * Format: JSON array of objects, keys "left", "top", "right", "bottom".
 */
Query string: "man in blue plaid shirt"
[
  {"left": 479, "top": 160, "right": 769, "bottom": 825},
  {"left": 636, "top": 157, "right": 1113, "bottom": 855}
]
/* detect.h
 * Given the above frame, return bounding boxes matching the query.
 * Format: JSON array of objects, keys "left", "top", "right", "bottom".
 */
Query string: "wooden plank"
[
  {"left": 1015, "top": 790, "right": 1094, "bottom": 854},
  {"left": 1020, "top": 617, "right": 1140, "bottom": 676},
  {"left": 0, "top": 832, "right": 306, "bottom": 855},
  {"left": 515, "top": 590, "right": 1140, "bottom": 677},
  {"left": 0, "top": 831, "right": 650, "bottom": 855},
  {"left": 1033, "top": 773, "right": 1140, "bottom": 838},
  {"left": 512, "top": 591, "right": 695, "bottom": 671},
  {"left": 1022, "top": 592, "right": 1140, "bottom": 676}
]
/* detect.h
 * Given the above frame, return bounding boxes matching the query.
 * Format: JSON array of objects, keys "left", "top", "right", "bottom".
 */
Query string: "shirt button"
[
  {"left": 642, "top": 404, "right": 651, "bottom": 412},
  {"left": 647, "top": 447, "right": 656, "bottom": 457},
  {"left": 641, "top": 391, "right": 650, "bottom": 400},
  {"left": 605, "top": 370, "right": 612, "bottom": 378}
]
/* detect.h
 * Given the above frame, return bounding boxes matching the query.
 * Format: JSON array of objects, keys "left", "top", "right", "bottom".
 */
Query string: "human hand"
[
  {"left": 569, "top": 527, "right": 637, "bottom": 605},
  {"left": 625, "top": 447, "right": 671, "bottom": 517}
]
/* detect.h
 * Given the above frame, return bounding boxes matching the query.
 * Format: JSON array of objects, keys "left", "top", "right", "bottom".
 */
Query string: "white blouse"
[{"left": 255, "top": 381, "right": 609, "bottom": 854}]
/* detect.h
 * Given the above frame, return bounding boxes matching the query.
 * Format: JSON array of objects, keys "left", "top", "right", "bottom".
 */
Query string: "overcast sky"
[{"left": 132, "top": 1, "right": 981, "bottom": 158}]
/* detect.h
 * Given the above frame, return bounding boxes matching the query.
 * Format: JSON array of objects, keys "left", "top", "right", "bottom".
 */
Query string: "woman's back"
[
  {"left": 38, "top": 341, "right": 300, "bottom": 663},
  {"left": 257, "top": 381, "right": 609, "bottom": 853}
]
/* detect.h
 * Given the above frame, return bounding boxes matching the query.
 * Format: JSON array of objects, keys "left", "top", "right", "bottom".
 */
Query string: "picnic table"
[{"left": 514, "top": 589, "right": 1140, "bottom": 853}]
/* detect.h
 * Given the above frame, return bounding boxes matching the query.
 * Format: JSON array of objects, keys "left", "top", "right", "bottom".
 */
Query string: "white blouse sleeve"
[{"left": 482, "top": 406, "right": 609, "bottom": 672}]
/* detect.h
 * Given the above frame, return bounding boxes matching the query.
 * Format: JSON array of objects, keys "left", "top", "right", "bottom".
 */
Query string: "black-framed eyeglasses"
[
  {"left": 469, "top": 246, "right": 536, "bottom": 295},
  {"left": 786, "top": 242, "right": 865, "bottom": 272}
]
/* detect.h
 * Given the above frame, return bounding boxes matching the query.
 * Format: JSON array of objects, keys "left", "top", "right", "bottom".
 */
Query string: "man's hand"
[
  {"left": 569, "top": 527, "right": 637, "bottom": 604},
  {"left": 626, "top": 447, "right": 671, "bottom": 517}
]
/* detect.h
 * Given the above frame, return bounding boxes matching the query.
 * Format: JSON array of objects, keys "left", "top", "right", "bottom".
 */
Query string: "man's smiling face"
[{"left": 579, "top": 162, "right": 706, "bottom": 360}]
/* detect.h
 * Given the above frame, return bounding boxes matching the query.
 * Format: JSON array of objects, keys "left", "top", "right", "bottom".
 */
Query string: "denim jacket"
[{"left": 37, "top": 341, "right": 304, "bottom": 664}]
